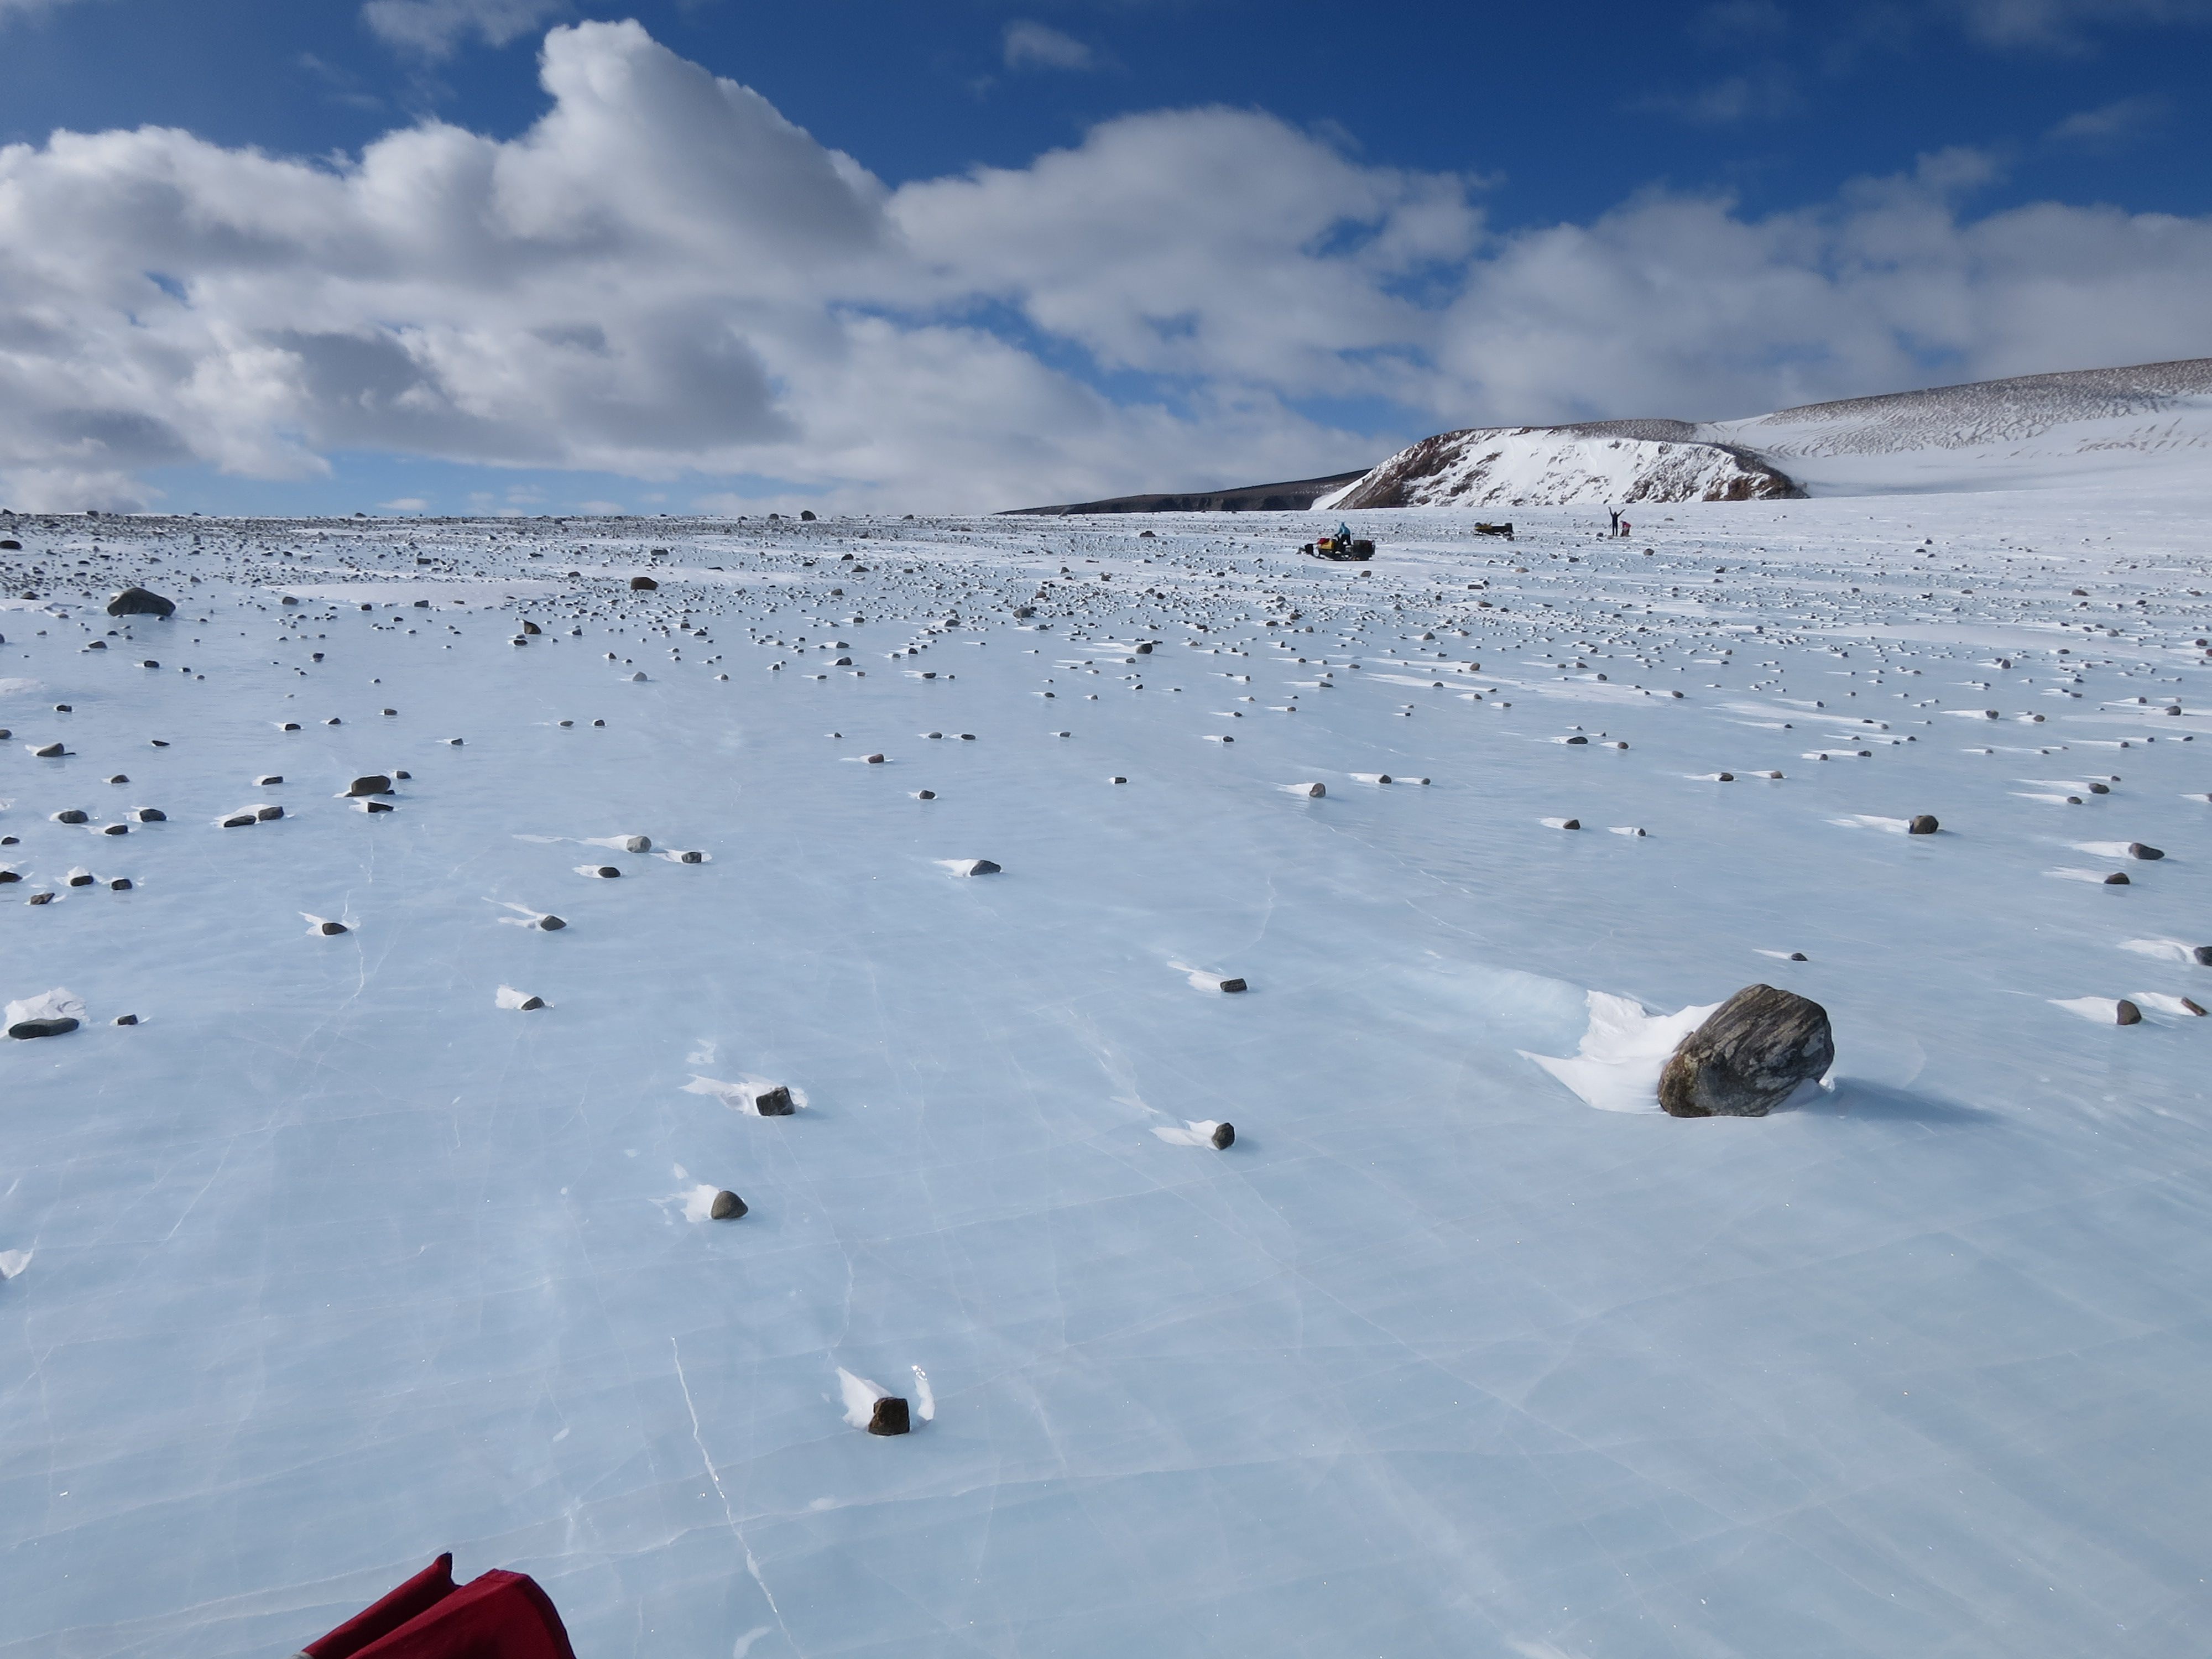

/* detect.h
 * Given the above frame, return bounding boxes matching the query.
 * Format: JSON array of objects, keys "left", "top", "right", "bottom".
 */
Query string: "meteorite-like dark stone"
[
  {"left": 1658, "top": 984, "right": 1834, "bottom": 1119},
  {"left": 867, "top": 1397, "right": 911, "bottom": 1436}
]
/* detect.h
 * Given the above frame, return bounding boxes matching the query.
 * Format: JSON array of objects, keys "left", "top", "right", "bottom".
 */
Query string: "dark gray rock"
[
  {"left": 1658, "top": 984, "right": 1834, "bottom": 1119},
  {"left": 109, "top": 878, "right": 132, "bottom": 891},
  {"left": 107, "top": 587, "right": 176, "bottom": 619},
  {"left": 517, "top": 995, "right": 545, "bottom": 1011},
  {"left": 347, "top": 775, "right": 393, "bottom": 797},
  {"left": 630, "top": 576, "right": 658, "bottom": 591},
  {"left": 1211, "top": 1121, "right": 1235, "bottom": 1149},
  {"left": 2116, "top": 999, "right": 2143, "bottom": 1026},
  {"left": 755, "top": 1085, "right": 796, "bottom": 1117},
  {"left": 709, "top": 1190, "right": 747, "bottom": 1220},
  {"left": 317, "top": 921, "right": 348, "bottom": 936},
  {"left": 675, "top": 849, "right": 704, "bottom": 863},
  {"left": 1216, "top": 977, "right": 1248, "bottom": 993},
  {"left": 33, "top": 743, "right": 64, "bottom": 758},
  {"left": 867, "top": 1397, "right": 911, "bottom": 1436},
  {"left": 538, "top": 915, "right": 567, "bottom": 931},
  {"left": 2193, "top": 945, "right": 2212, "bottom": 966},
  {"left": 2104, "top": 872, "right": 2130, "bottom": 885},
  {"left": 53, "top": 809, "right": 87, "bottom": 824},
  {"left": 221, "top": 813, "right": 257, "bottom": 828},
  {"left": 113, "top": 1014, "right": 138, "bottom": 1025},
  {"left": 2128, "top": 842, "right": 2164, "bottom": 860},
  {"left": 255, "top": 805, "right": 284, "bottom": 821},
  {"left": 133, "top": 807, "right": 165, "bottom": 822},
  {"left": 1908, "top": 815, "right": 1939, "bottom": 835},
  {"left": 8, "top": 1017, "right": 79, "bottom": 1039},
  {"left": 589, "top": 865, "right": 620, "bottom": 878}
]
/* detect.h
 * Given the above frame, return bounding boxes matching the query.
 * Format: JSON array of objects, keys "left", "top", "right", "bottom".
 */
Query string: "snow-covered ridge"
[
  {"left": 1325, "top": 357, "right": 2212, "bottom": 508},
  {"left": 1321, "top": 427, "right": 1799, "bottom": 510}
]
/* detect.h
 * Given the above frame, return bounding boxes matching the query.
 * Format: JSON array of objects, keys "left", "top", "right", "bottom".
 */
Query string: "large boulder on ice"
[
  {"left": 1658, "top": 984, "right": 1833, "bottom": 1118},
  {"left": 107, "top": 587, "right": 176, "bottom": 618}
]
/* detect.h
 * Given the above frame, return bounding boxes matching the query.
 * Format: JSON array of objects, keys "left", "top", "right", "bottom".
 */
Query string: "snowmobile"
[
  {"left": 1301, "top": 535, "right": 1374, "bottom": 561},
  {"left": 1473, "top": 521, "right": 1514, "bottom": 540}
]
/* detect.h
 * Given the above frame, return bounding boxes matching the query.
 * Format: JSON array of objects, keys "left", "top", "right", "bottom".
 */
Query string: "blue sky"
[{"left": 0, "top": 0, "right": 2206, "bottom": 515}]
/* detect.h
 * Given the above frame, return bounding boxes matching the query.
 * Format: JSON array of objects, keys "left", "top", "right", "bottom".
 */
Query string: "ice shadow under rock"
[{"left": 1785, "top": 1077, "right": 1996, "bottom": 1126}]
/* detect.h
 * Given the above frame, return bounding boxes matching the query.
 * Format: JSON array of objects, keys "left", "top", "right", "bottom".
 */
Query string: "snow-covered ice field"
[{"left": 3, "top": 479, "right": 2210, "bottom": 1657}]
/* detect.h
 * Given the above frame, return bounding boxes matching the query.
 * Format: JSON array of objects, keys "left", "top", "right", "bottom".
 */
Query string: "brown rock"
[
  {"left": 1658, "top": 984, "right": 1834, "bottom": 1119},
  {"left": 867, "top": 1397, "right": 911, "bottom": 1436}
]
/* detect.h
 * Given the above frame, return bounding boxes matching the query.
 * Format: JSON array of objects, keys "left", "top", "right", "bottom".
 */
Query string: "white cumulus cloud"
[{"left": 0, "top": 20, "right": 2208, "bottom": 513}]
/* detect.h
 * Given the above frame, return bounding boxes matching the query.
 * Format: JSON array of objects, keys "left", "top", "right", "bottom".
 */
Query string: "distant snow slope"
[
  {"left": 1321, "top": 427, "right": 1800, "bottom": 510},
  {"left": 1705, "top": 357, "right": 2212, "bottom": 494},
  {"left": 1326, "top": 357, "right": 2212, "bottom": 508}
]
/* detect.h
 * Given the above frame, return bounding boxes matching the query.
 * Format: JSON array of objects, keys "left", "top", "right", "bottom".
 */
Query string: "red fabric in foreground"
[
  {"left": 304, "top": 1560, "right": 577, "bottom": 1659},
  {"left": 306, "top": 1554, "right": 457, "bottom": 1659}
]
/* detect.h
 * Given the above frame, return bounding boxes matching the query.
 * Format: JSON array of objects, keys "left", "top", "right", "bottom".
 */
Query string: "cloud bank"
[{"left": 0, "top": 19, "right": 2207, "bottom": 512}]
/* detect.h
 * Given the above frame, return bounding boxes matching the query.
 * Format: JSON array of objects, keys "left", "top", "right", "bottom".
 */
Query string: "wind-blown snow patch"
[{"left": 1522, "top": 991, "right": 1718, "bottom": 1114}]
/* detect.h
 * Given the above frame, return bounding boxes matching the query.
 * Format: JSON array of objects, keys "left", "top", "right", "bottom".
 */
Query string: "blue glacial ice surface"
[{"left": 3, "top": 489, "right": 2210, "bottom": 1657}]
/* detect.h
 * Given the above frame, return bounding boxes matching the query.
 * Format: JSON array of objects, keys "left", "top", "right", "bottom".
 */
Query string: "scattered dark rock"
[
  {"left": 107, "top": 587, "right": 176, "bottom": 618},
  {"left": 347, "top": 775, "right": 393, "bottom": 797},
  {"left": 1907, "top": 815, "right": 1939, "bottom": 835},
  {"left": 1558, "top": 818, "right": 1580, "bottom": 831},
  {"left": 675, "top": 849, "right": 703, "bottom": 863},
  {"left": 1716, "top": 772, "right": 1735, "bottom": 782},
  {"left": 630, "top": 576, "right": 658, "bottom": 591},
  {"left": 755, "top": 1085, "right": 796, "bottom": 1117},
  {"left": 221, "top": 813, "right": 256, "bottom": 828},
  {"left": 517, "top": 995, "right": 546, "bottom": 1011},
  {"left": 53, "top": 809, "right": 88, "bottom": 824},
  {"left": 255, "top": 805, "right": 283, "bottom": 821},
  {"left": 362, "top": 799, "right": 395, "bottom": 813},
  {"left": 2182, "top": 997, "right": 2208, "bottom": 1016},
  {"left": 2104, "top": 872, "right": 2130, "bottom": 885},
  {"left": 1788, "top": 952, "right": 1808, "bottom": 962},
  {"left": 317, "top": 921, "right": 348, "bottom": 936},
  {"left": 1211, "top": 1122, "right": 1235, "bottom": 1149},
  {"left": 67, "top": 873, "right": 92, "bottom": 886},
  {"left": 915, "top": 789, "right": 936, "bottom": 800},
  {"left": 2128, "top": 842, "right": 2164, "bottom": 860},
  {"left": 709, "top": 1190, "right": 747, "bottom": 1220},
  {"left": 27, "top": 892, "right": 53, "bottom": 905},
  {"left": 109, "top": 878, "right": 132, "bottom": 891},
  {"left": 867, "top": 1397, "right": 911, "bottom": 1436},
  {"left": 2116, "top": 999, "right": 2143, "bottom": 1026},
  {"left": 113, "top": 1014, "right": 138, "bottom": 1025},
  {"left": 1658, "top": 984, "right": 1834, "bottom": 1119},
  {"left": 538, "top": 915, "right": 567, "bottom": 930},
  {"left": 8, "top": 1017, "right": 79, "bottom": 1039},
  {"left": 1216, "top": 977, "right": 1248, "bottom": 993},
  {"left": 2193, "top": 945, "right": 2212, "bottom": 966},
  {"left": 33, "top": 743, "right": 64, "bottom": 758},
  {"left": 101, "top": 823, "right": 127, "bottom": 836},
  {"left": 1564, "top": 734, "right": 1587, "bottom": 745}
]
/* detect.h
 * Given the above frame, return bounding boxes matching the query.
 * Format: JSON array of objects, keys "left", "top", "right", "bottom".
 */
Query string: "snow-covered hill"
[
  {"left": 1319, "top": 426, "right": 1800, "bottom": 509},
  {"left": 1707, "top": 357, "right": 2212, "bottom": 493},
  {"left": 1323, "top": 357, "right": 2212, "bottom": 508}
]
